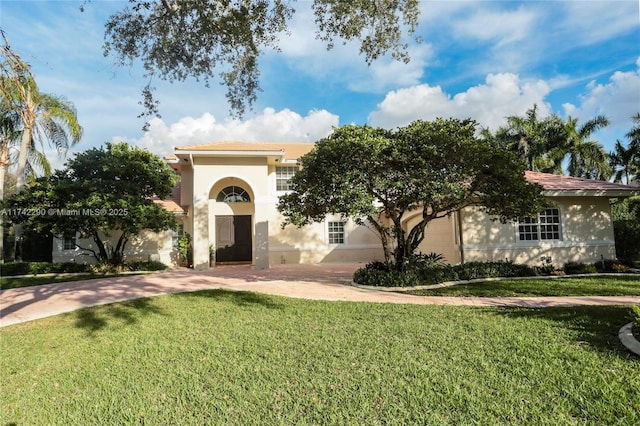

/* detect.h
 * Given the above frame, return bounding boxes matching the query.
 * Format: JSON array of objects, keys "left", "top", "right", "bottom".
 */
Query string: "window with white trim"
[
  {"left": 518, "top": 208, "right": 562, "bottom": 241},
  {"left": 63, "top": 234, "right": 76, "bottom": 250},
  {"left": 276, "top": 166, "right": 298, "bottom": 191},
  {"left": 328, "top": 221, "right": 345, "bottom": 244},
  {"left": 216, "top": 186, "right": 250, "bottom": 202},
  {"left": 172, "top": 224, "right": 184, "bottom": 249}
]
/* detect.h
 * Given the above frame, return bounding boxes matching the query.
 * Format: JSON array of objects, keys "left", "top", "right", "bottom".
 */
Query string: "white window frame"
[
  {"left": 275, "top": 166, "right": 298, "bottom": 192},
  {"left": 62, "top": 234, "right": 77, "bottom": 251},
  {"left": 517, "top": 208, "right": 563, "bottom": 242},
  {"left": 327, "top": 221, "right": 346, "bottom": 245},
  {"left": 172, "top": 224, "right": 184, "bottom": 249}
]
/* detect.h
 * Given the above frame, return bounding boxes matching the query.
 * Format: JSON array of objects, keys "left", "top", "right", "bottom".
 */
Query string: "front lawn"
[
  {"left": 1, "top": 290, "right": 638, "bottom": 424},
  {"left": 407, "top": 276, "right": 640, "bottom": 297}
]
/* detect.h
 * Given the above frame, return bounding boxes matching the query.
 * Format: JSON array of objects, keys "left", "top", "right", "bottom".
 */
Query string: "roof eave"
[
  {"left": 543, "top": 189, "right": 640, "bottom": 197},
  {"left": 174, "top": 149, "right": 285, "bottom": 158}
]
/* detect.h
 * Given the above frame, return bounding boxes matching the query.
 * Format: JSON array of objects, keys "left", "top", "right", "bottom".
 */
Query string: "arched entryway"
[{"left": 209, "top": 178, "right": 255, "bottom": 264}]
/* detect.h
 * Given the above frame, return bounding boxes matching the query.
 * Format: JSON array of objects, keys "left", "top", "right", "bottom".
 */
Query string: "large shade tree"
[
  {"left": 3, "top": 142, "right": 179, "bottom": 265},
  {"left": 97, "top": 0, "right": 421, "bottom": 122},
  {"left": 278, "top": 119, "right": 548, "bottom": 271}
]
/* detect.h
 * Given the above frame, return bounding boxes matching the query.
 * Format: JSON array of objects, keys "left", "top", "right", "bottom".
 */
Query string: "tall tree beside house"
[
  {"left": 610, "top": 113, "right": 640, "bottom": 185},
  {"left": 494, "top": 105, "right": 566, "bottom": 173},
  {"left": 2, "top": 32, "right": 83, "bottom": 261},
  {"left": 278, "top": 119, "right": 548, "bottom": 272},
  {"left": 609, "top": 139, "right": 639, "bottom": 185},
  {"left": 97, "top": 0, "right": 420, "bottom": 123},
  {"left": 558, "top": 115, "right": 610, "bottom": 180},
  {"left": 2, "top": 142, "right": 179, "bottom": 266}
]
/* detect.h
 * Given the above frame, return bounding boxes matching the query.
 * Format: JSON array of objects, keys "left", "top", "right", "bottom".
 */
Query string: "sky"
[{"left": 1, "top": 0, "right": 639, "bottom": 172}]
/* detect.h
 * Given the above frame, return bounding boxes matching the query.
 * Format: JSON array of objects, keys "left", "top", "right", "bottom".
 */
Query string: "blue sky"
[{"left": 1, "top": 1, "right": 639, "bottom": 171}]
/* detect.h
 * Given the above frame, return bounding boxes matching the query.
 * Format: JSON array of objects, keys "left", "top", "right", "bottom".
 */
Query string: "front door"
[{"left": 215, "top": 215, "right": 252, "bottom": 263}]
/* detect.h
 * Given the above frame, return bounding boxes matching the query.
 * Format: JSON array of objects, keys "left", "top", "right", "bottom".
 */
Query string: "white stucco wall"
[{"left": 461, "top": 197, "right": 617, "bottom": 267}]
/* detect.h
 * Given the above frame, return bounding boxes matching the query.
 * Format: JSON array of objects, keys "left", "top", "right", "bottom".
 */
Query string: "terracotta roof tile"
[
  {"left": 525, "top": 171, "right": 639, "bottom": 194},
  {"left": 152, "top": 181, "right": 186, "bottom": 214}
]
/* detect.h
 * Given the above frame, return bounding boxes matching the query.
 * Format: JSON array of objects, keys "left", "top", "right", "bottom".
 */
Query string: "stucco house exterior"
[{"left": 53, "top": 141, "right": 639, "bottom": 269}]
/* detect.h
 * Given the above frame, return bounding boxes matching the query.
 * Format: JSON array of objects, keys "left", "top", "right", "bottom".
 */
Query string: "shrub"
[
  {"left": 1, "top": 262, "right": 92, "bottom": 276},
  {"left": 631, "top": 305, "right": 640, "bottom": 325},
  {"left": 353, "top": 268, "right": 419, "bottom": 287},
  {"left": 613, "top": 220, "right": 640, "bottom": 262},
  {"left": 409, "top": 252, "right": 446, "bottom": 267},
  {"left": 127, "top": 260, "right": 168, "bottom": 271},
  {"left": 353, "top": 260, "right": 536, "bottom": 287},
  {"left": 594, "top": 258, "right": 629, "bottom": 273},
  {"left": 564, "top": 262, "right": 598, "bottom": 275}
]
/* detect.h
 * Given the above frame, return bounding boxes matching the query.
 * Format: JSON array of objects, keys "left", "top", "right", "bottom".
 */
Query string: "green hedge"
[
  {"left": 1, "top": 260, "right": 168, "bottom": 276},
  {"left": 353, "top": 260, "right": 537, "bottom": 287},
  {"left": 126, "top": 260, "right": 168, "bottom": 271},
  {"left": 1, "top": 262, "right": 92, "bottom": 276}
]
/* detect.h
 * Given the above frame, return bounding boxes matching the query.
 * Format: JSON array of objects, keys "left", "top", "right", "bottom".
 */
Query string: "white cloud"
[
  {"left": 126, "top": 108, "right": 339, "bottom": 156},
  {"left": 563, "top": 58, "right": 640, "bottom": 127},
  {"left": 275, "top": 3, "right": 432, "bottom": 93},
  {"left": 559, "top": 1, "right": 639, "bottom": 46},
  {"left": 452, "top": 6, "right": 537, "bottom": 47},
  {"left": 369, "top": 73, "right": 551, "bottom": 130}
]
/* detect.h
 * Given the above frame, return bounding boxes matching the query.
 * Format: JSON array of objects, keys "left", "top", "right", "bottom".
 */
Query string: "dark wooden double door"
[{"left": 215, "top": 215, "right": 252, "bottom": 263}]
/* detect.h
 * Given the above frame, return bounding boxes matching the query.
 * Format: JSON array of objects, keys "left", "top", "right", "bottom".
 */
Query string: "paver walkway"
[{"left": 2, "top": 263, "right": 639, "bottom": 327}]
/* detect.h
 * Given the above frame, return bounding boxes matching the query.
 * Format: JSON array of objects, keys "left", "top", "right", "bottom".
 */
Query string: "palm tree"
[
  {"left": 1, "top": 32, "right": 82, "bottom": 195},
  {"left": 627, "top": 113, "right": 640, "bottom": 151},
  {"left": 2, "top": 32, "right": 82, "bottom": 261},
  {"left": 610, "top": 113, "right": 640, "bottom": 185},
  {"left": 609, "top": 140, "right": 638, "bottom": 185},
  {"left": 557, "top": 115, "right": 610, "bottom": 180},
  {"left": 11, "top": 78, "right": 82, "bottom": 193},
  {"left": 499, "top": 105, "right": 566, "bottom": 173}
]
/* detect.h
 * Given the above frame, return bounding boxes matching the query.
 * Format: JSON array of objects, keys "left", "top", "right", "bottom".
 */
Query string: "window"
[
  {"left": 63, "top": 234, "right": 76, "bottom": 250},
  {"left": 172, "top": 224, "right": 184, "bottom": 249},
  {"left": 328, "top": 221, "right": 345, "bottom": 244},
  {"left": 518, "top": 208, "right": 561, "bottom": 241},
  {"left": 216, "top": 186, "right": 250, "bottom": 202},
  {"left": 276, "top": 166, "right": 298, "bottom": 191}
]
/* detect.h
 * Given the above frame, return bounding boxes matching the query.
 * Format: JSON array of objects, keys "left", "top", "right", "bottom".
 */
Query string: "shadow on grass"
[
  {"left": 74, "top": 298, "right": 166, "bottom": 337},
  {"left": 488, "top": 305, "right": 636, "bottom": 358},
  {"left": 73, "top": 290, "right": 283, "bottom": 336},
  {"left": 173, "top": 289, "right": 284, "bottom": 310}
]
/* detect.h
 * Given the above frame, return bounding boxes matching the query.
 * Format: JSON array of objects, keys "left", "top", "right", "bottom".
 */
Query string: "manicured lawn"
[
  {"left": 406, "top": 276, "right": 640, "bottom": 297},
  {"left": 1, "top": 290, "right": 638, "bottom": 425}
]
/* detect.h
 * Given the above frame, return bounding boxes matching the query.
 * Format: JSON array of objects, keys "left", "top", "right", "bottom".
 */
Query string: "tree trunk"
[
  {"left": 0, "top": 146, "right": 7, "bottom": 263},
  {"left": 13, "top": 96, "right": 35, "bottom": 261}
]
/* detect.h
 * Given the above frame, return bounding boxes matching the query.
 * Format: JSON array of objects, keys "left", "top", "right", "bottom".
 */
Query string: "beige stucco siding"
[
  {"left": 411, "top": 214, "right": 461, "bottom": 264},
  {"left": 52, "top": 228, "right": 178, "bottom": 266},
  {"left": 461, "top": 197, "right": 616, "bottom": 266}
]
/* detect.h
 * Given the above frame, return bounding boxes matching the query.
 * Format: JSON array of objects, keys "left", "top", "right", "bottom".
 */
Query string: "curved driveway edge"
[{"left": 2, "top": 264, "right": 640, "bottom": 328}]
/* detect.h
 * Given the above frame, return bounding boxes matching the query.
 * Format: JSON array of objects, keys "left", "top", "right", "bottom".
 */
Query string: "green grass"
[
  {"left": 1, "top": 290, "right": 638, "bottom": 425},
  {"left": 406, "top": 276, "right": 640, "bottom": 297}
]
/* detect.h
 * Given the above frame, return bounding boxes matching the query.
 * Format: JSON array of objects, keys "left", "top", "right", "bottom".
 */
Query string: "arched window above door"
[{"left": 216, "top": 186, "right": 251, "bottom": 202}]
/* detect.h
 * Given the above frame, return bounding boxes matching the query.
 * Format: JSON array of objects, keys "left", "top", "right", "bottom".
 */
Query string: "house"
[{"left": 53, "top": 142, "right": 639, "bottom": 269}]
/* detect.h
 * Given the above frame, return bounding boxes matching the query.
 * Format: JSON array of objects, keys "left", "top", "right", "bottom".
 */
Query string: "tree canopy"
[
  {"left": 278, "top": 118, "right": 548, "bottom": 270},
  {"left": 98, "top": 0, "right": 420, "bottom": 122},
  {"left": 2, "top": 142, "right": 179, "bottom": 265}
]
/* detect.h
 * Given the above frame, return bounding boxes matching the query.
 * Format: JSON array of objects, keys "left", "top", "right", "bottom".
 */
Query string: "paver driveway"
[{"left": 2, "top": 263, "right": 639, "bottom": 327}]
